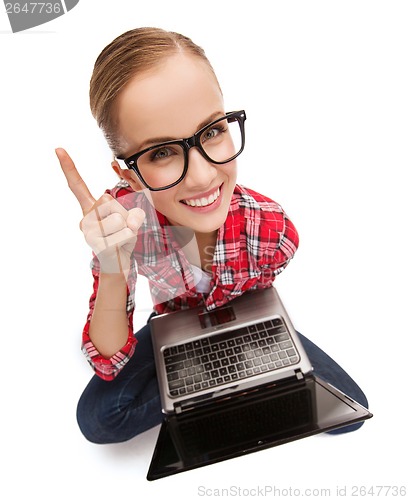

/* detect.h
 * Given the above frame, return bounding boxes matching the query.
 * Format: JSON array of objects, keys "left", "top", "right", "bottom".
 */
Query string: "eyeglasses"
[{"left": 121, "top": 110, "right": 246, "bottom": 191}]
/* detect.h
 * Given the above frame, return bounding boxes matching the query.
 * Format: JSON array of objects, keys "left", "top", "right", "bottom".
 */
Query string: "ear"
[{"left": 111, "top": 160, "right": 144, "bottom": 192}]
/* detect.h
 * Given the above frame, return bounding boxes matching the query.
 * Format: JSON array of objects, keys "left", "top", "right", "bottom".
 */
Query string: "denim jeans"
[{"left": 76, "top": 320, "right": 369, "bottom": 444}]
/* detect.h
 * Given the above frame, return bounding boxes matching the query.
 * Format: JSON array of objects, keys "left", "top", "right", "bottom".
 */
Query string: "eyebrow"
[{"left": 134, "top": 111, "right": 225, "bottom": 153}]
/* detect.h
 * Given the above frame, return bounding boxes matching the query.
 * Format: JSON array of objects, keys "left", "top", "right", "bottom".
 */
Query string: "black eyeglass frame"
[{"left": 120, "top": 110, "right": 246, "bottom": 191}]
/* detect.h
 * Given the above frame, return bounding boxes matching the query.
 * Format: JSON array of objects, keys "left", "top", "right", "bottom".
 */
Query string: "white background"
[{"left": 1, "top": 1, "right": 407, "bottom": 498}]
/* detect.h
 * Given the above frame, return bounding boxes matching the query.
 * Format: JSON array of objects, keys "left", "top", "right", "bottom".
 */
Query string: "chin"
[{"left": 191, "top": 209, "right": 228, "bottom": 234}]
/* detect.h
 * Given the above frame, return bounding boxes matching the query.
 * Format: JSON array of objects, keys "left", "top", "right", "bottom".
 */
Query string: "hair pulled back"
[{"left": 89, "top": 27, "right": 219, "bottom": 155}]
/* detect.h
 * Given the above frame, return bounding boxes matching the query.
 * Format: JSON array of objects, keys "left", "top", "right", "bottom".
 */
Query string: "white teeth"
[{"left": 184, "top": 187, "right": 220, "bottom": 207}]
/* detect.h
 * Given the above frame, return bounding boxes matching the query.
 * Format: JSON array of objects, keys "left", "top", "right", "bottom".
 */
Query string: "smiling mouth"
[{"left": 181, "top": 186, "right": 221, "bottom": 207}]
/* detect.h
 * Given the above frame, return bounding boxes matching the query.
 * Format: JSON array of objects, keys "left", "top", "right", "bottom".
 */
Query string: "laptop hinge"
[
  {"left": 174, "top": 371, "right": 305, "bottom": 415},
  {"left": 174, "top": 393, "right": 212, "bottom": 414}
]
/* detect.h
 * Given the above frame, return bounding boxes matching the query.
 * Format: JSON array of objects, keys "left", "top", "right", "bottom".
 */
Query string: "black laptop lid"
[{"left": 147, "top": 375, "right": 372, "bottom": 481}]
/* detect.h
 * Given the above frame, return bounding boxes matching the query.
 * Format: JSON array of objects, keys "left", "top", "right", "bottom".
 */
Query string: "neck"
[
  {"left": 170, "top": 226, "right": 217, "bottom": 273},
  {"left": 194, "top": 230, "right": 218, "bottom": 273}
]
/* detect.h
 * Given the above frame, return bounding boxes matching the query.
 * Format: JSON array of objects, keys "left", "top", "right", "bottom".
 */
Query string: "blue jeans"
[{"left": 76, "top": 321, "right": 369, "bottom": 444}]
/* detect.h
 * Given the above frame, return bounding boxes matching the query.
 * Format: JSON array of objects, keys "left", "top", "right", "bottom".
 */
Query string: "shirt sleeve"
[
  {"left": 241, "top": 186, "right": 300, "bottom": 284},
  {"left": 81, "top": 254, "right": 138, "bottom": 381},
  {"left": 265, "top": 211, "right": 299, "bottom": 278}
]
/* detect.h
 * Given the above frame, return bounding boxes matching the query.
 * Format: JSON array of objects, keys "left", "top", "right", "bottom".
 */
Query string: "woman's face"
[{"left": 114, "top": 53, "right": 238, "bottom": 236}]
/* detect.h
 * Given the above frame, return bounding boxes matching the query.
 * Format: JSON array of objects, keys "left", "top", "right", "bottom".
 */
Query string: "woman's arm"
[{"left": 88, "top": 272, "right": 130, "bottom": 358}]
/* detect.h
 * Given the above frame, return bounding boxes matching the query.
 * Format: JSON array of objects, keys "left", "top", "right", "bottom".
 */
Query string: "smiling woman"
[{"left": 56, "top": 26, "right": 368, "bottom": 445}]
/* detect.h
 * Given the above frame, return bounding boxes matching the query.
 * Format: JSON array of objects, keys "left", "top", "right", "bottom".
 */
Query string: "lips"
[{"left": 181, "top": 186, "right": 221, "bottom": 207}]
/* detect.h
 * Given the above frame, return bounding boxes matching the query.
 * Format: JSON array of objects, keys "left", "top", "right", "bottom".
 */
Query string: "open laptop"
[{"left": 147, "top": 287, "right": 372, "bottom": 480}]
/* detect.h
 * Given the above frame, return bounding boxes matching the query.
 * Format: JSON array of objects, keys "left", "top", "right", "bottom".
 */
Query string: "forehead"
[{"left": 116, "top": 53, "right": 224, "bottom": 154}]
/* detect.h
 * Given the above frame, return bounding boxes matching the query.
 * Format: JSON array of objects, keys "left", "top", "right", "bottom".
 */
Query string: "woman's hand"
[{"left": 56, "top": 148, "right": 145, "bottom": 275}]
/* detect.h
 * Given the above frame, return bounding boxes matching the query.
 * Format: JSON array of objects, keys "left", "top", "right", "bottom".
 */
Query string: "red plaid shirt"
[{"left": 82, "top": 183, "right": 299, "bottom": 380}]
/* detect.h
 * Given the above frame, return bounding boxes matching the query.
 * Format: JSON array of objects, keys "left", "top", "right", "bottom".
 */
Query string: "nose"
[{"left": 184, "top": 148, "right": 217, "bottom": 189}]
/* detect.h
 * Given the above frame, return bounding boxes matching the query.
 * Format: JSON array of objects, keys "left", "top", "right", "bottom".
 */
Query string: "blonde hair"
[{"left": 89, "top": 27, "right": 220, "bottom": 156}]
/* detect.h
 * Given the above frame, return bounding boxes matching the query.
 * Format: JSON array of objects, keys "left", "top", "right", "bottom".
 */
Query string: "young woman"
[{"left": 56, "top": 27, "right": 368, "bottom": 444}]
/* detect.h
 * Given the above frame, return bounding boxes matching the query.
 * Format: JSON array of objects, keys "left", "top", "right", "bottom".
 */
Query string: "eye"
[
  {"left": 202, "top": 126, "right": 223, "bottom": 143},
  {"left": 149, "top": 146, "right": 175, "bottom": 161},
  {"left": 201, "top": 123, "right": 228, "bottom": 144}
]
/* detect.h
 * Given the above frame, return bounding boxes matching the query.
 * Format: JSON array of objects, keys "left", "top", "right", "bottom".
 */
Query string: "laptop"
[{"left": 147, "top": 287, "right": 372, "bottom": 480}]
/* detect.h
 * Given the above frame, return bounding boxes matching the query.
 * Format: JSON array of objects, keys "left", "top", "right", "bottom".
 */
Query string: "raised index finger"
[{"left": 56, "top": 148, "right": 96, "bottom": 215}]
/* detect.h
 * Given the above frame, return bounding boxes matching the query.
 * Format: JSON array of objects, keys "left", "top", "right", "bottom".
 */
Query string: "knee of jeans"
[
  {"left": 76, "top": 399, "right": 106, "bottom": 444},
  {"left": 76, "top": 390, "right": 122, "bottom": 444},
  {"left": 76, "top": 385, "right": 162, "bottom": 444},
  {"left": 326, "top": 419, "right": 366, "bottom": 435}
]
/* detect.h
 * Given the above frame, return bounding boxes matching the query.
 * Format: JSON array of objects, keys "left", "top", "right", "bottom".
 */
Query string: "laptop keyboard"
[{"left": 163, "top": 317, "right": 299, "bottom": 398}]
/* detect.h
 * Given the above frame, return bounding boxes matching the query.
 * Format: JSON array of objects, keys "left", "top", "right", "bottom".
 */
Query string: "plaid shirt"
[{"left": 82, "top": 183, "right": 299, "bottom": 380}]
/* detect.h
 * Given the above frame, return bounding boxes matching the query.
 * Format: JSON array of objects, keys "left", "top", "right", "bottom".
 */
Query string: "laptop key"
[
  {"left": 166, "top": 362, "right": 184, "bottom": 373},
  {"left": 164, "top": 353, "right": 187, "bottom": 365},
  {"left": 169, "top": 379, "right": 185, "bottom": 390},
  {"left": 279, "top": 340, "right": 293, "bottom": 350}
]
